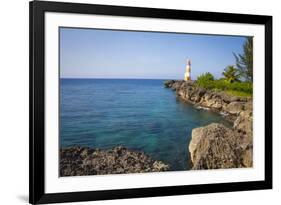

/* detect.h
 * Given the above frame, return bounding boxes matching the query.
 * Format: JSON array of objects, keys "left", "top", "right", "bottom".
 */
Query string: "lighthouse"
[{"left": 184, "top": 59, "right": 191, "bottom": 81}]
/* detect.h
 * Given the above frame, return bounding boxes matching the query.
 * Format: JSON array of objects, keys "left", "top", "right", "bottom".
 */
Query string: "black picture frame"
[{"left": 29, "top": 0, "right": 272, "bottom": 204}]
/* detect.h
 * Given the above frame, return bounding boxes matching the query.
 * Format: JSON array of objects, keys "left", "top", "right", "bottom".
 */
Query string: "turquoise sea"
[{"left": 60, "top": 79, "right": 230, "bottom": 171}]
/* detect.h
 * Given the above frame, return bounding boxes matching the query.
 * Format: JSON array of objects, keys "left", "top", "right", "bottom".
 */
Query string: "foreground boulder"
[
  {"left": 189, "top": 123, "right": 252, "bottom": 169},
  {"left": 60, "top": 146, "right": 169, "bottom": 176}
]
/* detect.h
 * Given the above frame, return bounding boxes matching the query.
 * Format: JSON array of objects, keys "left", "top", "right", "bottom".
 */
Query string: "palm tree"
[
  {"left": 233, "top": 37, "right": 253, "bottom": 82},
  {"left": 222, "top": 65, "right": 241, "bottom": 83}
]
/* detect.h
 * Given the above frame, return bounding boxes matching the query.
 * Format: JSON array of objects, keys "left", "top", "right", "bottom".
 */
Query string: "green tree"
[
  {"left": 197, "top": 72, "right": 214, "bottom": 82},
  {"left": 222, "top": 65, "right": 241, "bottom": 83},
  {"left": 195, "top": 72, "right": 215, "bottom": 89},
  {"left": 233, "top": 37, "right": 253, "bottom": 82}
]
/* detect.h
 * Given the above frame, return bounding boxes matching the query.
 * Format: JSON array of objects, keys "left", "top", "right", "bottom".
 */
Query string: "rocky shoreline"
[
  {"left": 60, "top": 80, "right": 253, "bottom": 176},
  {"left": 165, "top": 80, "right": 253, "bottom": 169},
  {"left": 60, "top": 146, "right": 169, "bottom": 176}
]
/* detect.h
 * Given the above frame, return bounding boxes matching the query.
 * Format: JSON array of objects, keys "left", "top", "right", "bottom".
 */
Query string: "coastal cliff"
[
  {"left": 165, "top": 80, "right": 253, "bottom": 169},
  {"left": 60, "top": 146, "right": 169, "bottom": 176}
]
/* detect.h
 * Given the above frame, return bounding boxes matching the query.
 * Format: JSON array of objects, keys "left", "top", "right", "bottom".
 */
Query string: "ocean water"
[{"left": 60, "top": 79, "right": 231, "bottom": 171}]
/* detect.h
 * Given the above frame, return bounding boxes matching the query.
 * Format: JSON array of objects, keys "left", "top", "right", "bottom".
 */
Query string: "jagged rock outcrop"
[
  {"left": 234, "top": 103, "right": 253, "bottom": 137},
  {"left": 164, "top": 80, "right": 251, "bottom": 117},
  {"left": 189, "top": 123, "right": 252, "bottom": 169},
  {"left": 60, "top": 146, "right": 169, "bottom": 176},
  {"left": 165, "top": 80, "right": 253, "bottom": 169}
]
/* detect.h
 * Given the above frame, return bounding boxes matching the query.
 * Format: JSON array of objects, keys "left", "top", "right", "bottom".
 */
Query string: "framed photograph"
[{"left": 29, "top": 0, "right": 272, "bottom": 204}]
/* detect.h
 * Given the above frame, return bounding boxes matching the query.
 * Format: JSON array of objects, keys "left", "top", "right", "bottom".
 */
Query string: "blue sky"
[{"left": 60, "top": 27, "right": 246, "bottom": 80}]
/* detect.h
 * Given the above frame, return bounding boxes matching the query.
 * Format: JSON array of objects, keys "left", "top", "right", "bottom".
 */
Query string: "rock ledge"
[{"left": 60, "top": 146, "right": 169, "bottom": 176}]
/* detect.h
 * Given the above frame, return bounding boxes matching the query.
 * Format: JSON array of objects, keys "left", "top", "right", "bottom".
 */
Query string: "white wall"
[{"left": 0, "top": 0, "right": 279, "bottom": 204}]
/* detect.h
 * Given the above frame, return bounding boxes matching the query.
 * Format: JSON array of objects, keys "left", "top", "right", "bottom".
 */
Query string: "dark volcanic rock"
[
  {"left": 60, "top": 146, "right": 169, "bottom": 176},
  {"left": 171, "top": 81, "right": 184, "bottom": 91},
  {"left": 164, "top": 80, "right": 175, "bottom": 88}
]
